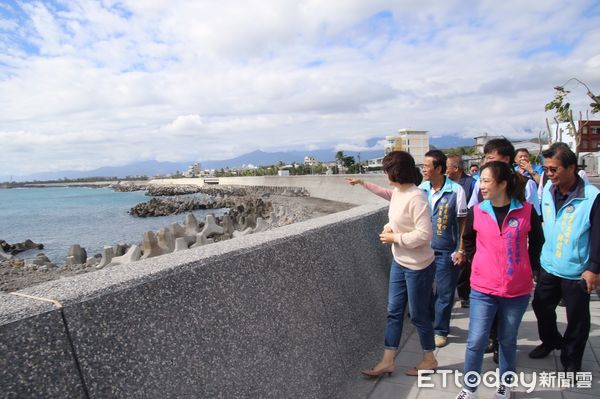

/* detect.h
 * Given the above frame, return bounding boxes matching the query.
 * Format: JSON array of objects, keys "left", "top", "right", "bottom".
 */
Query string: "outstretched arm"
[{"left": 346, "top": 177, "right": 393, "bottom": 201}]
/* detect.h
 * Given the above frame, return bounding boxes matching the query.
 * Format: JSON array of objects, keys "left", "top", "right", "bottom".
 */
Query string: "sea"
[{"left": 0, "top": 187, "right": 226, "bottom": 264}]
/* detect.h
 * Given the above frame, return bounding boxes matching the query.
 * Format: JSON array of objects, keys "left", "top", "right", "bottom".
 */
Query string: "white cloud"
[
  {"left": 162, "top": 114, "right": 205, "bottom": 135},
  {"left": 1, "top": 0, "right": 599, "bottom": 177}
]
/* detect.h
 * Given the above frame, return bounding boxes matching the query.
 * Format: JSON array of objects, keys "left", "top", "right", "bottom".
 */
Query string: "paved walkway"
[{"left": 367, "top": 293, "right": 600, "bottom": 399}]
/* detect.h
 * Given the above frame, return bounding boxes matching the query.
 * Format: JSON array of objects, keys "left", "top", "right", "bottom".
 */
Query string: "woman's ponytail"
[
  {"left": 413, "top": 166, "right": 423, "bottom": 186},
  {"left": 509, "top": 171, "right": 526, "bottom": 203}
]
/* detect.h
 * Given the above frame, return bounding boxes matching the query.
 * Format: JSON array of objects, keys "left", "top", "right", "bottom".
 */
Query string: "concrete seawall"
[
  {"left": 150, "top": 174, "right": 391, "bottom": 205},
  {"left": 1, "top": 204, "right": 401, "bottom": 398}
]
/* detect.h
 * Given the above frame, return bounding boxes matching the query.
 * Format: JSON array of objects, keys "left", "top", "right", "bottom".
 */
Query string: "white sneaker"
[
  {"left": 494, "top": 384, "right": 512, "bottom": 399},
  {"left": 435, "top": 335, "right": 448, "bottom": 347},
  {"left": 454, "top": 388, "right": 478, "bottom": 399}
]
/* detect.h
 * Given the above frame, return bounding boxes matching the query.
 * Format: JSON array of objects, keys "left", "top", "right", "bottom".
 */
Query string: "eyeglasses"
[{"left": 542, "top": 166, "right": 562, "bottom": 174}]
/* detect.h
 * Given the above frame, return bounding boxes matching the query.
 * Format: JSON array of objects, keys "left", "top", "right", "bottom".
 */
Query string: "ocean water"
[{"left": 0, "top": 187, "right": 226, "bottom": 264}]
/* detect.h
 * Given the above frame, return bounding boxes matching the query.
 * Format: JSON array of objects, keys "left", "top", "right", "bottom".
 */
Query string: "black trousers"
[
  {"left": 532, "top": 268, "right": 591, "bottom": 370},
  {"left": 456, "top": 261, "right": 471, "bottom": 301}
]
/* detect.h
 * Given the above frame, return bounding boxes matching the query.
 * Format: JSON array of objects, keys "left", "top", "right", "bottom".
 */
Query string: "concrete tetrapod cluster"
[
  {"left": 4, "top": 199, "right": 294, "bottom": 278},
  {"left": 91, "top": 203, "right": 293, "bottom": 268}
]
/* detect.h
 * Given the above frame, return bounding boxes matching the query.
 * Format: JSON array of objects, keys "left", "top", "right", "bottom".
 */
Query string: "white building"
[
  {"left": 473, "top": 133, "right": 503, "bottom": 154},
  {"left": 384, "top": 128, "right": 429, "bottom": 165},
  {"left": 186, "top": 162, "right": 201, "bottom": 177},
  {"left": 304, "top": 156, "right": 318, "bottom": 166}
]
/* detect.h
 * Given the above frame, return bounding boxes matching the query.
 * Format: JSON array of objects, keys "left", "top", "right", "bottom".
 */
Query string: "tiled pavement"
[{"left": 367, "top": 293, "right": 600, "bottom": 399}]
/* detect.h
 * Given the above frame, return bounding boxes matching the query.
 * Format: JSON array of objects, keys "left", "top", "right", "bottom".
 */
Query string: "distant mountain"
[
  {"left": 2, "top": 160, "right": 190, "bottom": 183},
  {"left": 201, "top": 149, "right": 383, "bottom": 170},
  {"left": 430, "top": 134, "right": 475, "bottom": 149},
  {"left": 2, "top": 134, "right": 477, "bottom": 182}
]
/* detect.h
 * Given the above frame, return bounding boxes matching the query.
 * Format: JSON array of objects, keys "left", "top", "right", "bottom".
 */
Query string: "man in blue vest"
[
  {"left": 530, "top": 143, "right": 600, "bottom": 372},
  {"left": 420, "top": 150, "right": 467, "bottom": 347}
]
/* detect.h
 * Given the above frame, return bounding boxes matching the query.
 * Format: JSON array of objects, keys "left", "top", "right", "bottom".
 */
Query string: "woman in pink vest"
[{"left": 454, "top": 161, "right": 543, "bottom": 399}]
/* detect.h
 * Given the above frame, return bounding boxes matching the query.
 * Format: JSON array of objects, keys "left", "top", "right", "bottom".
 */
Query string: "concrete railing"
[{"left": 1, "top": 204, "right": 402, "bottom": 398}]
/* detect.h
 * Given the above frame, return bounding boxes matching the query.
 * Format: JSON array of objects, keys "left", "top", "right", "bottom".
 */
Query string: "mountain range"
[{"left": 3, "top": 135, "right": 475, "bottom": 182}]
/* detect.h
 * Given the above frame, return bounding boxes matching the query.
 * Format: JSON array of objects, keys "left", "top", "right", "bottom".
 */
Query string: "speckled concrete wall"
[
  {"left": 0, "top": 295, "right": 87, "bottom": 399},
  {"left": 1, "top": 205, "right": 397, "bottom": 398}
]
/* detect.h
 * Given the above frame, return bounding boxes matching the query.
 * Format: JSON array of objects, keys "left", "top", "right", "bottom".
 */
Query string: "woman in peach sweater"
[{"left": 347, "top": 151, "right": 437, "bottom": 377}]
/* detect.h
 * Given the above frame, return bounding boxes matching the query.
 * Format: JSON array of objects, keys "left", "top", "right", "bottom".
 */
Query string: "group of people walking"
[{"left": 347, "top": 138, "right": 599, "bottom": 399}]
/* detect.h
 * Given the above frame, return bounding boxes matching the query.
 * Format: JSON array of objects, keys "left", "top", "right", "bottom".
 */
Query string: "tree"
[
  {"left": 335, "top": 151, "right": 356, "bottom": 173},
  {"left": 444, "top": 146, "right": 478, "bottom": 156},
  {"left": 545, "top": 78, "right": 600, "bottom": 160}
]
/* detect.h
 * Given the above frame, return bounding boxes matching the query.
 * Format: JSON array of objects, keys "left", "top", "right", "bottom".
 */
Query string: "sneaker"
[
  {"left": 494, "top": 384, "right": 512, "bottom": 399},
  {"left": 460, "top": 300, "right": 470, "bottom": 308},
  {"left": 454, "top": 388, "right": 478, "bottom": 399},
  {"left": 435, "top": 335, "right": 448, "bottom": 348}
]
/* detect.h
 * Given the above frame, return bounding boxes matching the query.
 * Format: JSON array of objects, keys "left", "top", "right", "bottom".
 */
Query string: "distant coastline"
[{"left": 0, "top": 180, "right": 134, "bottom": 189}]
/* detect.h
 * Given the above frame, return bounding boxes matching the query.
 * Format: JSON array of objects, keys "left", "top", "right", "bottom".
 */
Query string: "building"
[
  {"left": 365, "top": 157, "right": 384, "bottom": 171},
  {"left": 511, "top": 138, "right": 546, "bottom": 156},
  {"left": 473, "top": 133, "right": 503, "bottom": 154},
  {"left": 550, "top": 120, "right": 600, "bottom": 175},
  {"left": 578, "top": 120, "right": 600, "bottom": 153},
  {"left": 304, "top": 156, "right": 318, "bottom": 166},
  {"left": 578, "top": 120, "right": 600, "bottom": 176},
  {"left": 185, "top": 162, "right": 201, "bottom": 177},
  {"left": 384, "top": 128, "right": 429, "bottom": 165}
]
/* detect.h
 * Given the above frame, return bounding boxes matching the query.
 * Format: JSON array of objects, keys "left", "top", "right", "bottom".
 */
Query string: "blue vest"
[
  {"left": 541, "top": 182, "right": 599, "bottom": 280},
  {"left": 419, "top": 178, "right": 464, "bottom": 251}
]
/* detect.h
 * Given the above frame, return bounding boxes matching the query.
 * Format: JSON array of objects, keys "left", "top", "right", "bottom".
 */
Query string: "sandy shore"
[{"left": 0, "top": 194, "right": 355, "bottom": 293}]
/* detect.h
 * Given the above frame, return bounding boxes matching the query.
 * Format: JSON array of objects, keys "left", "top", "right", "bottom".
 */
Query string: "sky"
[{"left": 1, "top": 0, "right": 600, "bottom": 176}]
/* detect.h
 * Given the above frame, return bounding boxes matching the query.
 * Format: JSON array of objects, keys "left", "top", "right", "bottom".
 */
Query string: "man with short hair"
[
  {"left": 529, "top": 143, "right": 600, "bottom": 372},
  {"left": 469, "top": 164, "right": 480, "bottom": 180},
  {"left": 468, "top": 138, "right": 541, "bottom": 215},
  {"left": 447, "top": 154, "right": 476, "bottom": 204},
  {"left": 420, "top": 150, "right": 467, "bottom": 347},
  {"left": 515, "top": 148, "right": 543, "bottom": 185}
]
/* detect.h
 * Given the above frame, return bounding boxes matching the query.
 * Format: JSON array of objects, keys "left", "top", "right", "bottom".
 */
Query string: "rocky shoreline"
[{"left": 1, "top": 184, "right": 354, "bottom": 292}]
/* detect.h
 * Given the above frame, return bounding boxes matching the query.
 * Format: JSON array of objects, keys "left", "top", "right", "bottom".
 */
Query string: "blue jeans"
[
  {"left": 431, "top": 251, "right": 459, "bottom": 337},
  {"left": 463, "top": 289, "right": 530, "bottom": 392},
  {"left": 384, "top": 259, "right": 436, "bottom": 351}
]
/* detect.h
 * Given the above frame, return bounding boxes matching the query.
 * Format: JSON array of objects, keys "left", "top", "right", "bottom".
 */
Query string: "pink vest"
[{"left": 471, "top": 201, "right": 533, "bottom": 298}]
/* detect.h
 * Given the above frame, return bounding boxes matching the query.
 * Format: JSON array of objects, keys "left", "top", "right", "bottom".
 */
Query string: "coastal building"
[
  {"left": 304, "top": 156, "right": 318, "bottom": 166},
  {"left": 473, "top": 133, "right": 503, "bottom": 154},
  {"left": 186, "top": 162, "right": 201, "bottom": 177},
  {"left": 365, "top": 157, "right": 384, "bottom": 172},
  {"left": 384, "top": 128, "right": 429, "bottom": 165}
]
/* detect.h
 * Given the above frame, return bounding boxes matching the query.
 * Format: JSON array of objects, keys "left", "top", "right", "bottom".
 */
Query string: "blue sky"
[{"left": 0, "top": 0, "right": 599, "bottom": 175}]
